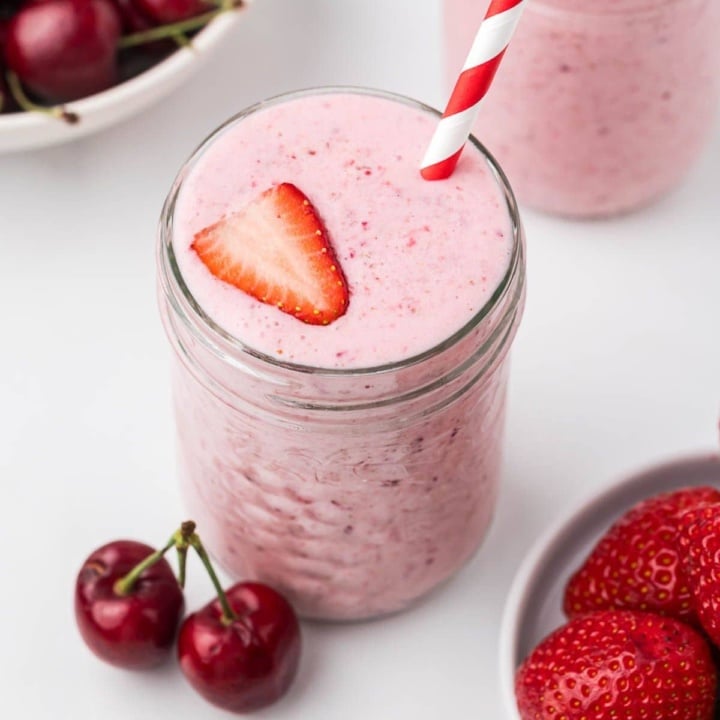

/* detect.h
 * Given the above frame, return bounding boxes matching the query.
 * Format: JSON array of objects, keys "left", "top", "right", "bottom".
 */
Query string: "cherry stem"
[
  {"left": 172, "top": 33, "right": 192, "bottom": 50},
  {"left": 114, "top": 536, "right": 177, "bottom": 596},
  {"left": 6, "top": 72, "right": 79, "bottom": 124},
  {"left": 118, "top": 1, "right": 241, "bottom": 49},
  {"left": 177, "top": 546, "right": 188, "bottom": 588},
  {"left": 174, "top": 520, "right": 197, "bottom": 589},
  {"left": 188, "top": 533, "right": 237, "bottom": 624},
  {"left": 111, "top": 521, "right": 234, "bottom": 620}
]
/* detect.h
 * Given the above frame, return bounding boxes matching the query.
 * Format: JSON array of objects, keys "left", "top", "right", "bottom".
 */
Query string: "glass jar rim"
[
  {"left": 158, "top": 85, "right": 524, "bottom": 379},
  {"left": 528, "top": 0, "right": 687, "bottom": 16}
]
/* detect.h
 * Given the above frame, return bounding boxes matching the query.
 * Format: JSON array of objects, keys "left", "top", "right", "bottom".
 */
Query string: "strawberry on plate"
[
  {"left": 679, "top": 503, "right": 720, "bottom": 647},
  {"left": 515, "top": 610, "right": 717, "bottom": 720},
  {"left": 563, "top": 486, "right": 720, "bottom": 623},
  {"left": 192, "top": 183, "right": 349, "bottom": 326}
]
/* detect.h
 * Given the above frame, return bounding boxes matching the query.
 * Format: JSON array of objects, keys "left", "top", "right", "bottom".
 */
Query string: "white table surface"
[{"left": 1, "top": 1, "right": 719, "bottom": 718}]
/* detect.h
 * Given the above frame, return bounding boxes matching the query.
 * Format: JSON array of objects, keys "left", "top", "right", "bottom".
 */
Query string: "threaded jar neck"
[{"left": 157, "top": 87, "right": 526, "bottom": 425}]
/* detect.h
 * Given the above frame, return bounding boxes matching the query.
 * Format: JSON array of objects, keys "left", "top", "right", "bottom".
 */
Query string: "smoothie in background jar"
[
  {"left": 158, "top": 88, "right": 525, "bottom": 620},
  {"left": 445, "top": 0, "right": 720, "bottom": 217}
]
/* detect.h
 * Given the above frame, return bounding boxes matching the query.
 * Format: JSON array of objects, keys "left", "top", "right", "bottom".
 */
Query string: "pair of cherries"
[{"left": 74, "top": 521, "right": 301, "bottom": 714}]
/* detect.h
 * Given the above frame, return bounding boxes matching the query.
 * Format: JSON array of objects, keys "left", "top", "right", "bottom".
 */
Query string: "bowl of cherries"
[{"left": 0, "top": 0, "right": 247, "bottom": 152}]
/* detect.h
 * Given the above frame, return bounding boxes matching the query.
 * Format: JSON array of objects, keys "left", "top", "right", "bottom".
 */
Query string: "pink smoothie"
[
  {"left": 446, "top": 0, "right": 720, "bottom": 217},
  {"left": 160, "top": 90, "right": 525, "bottom": 619},
  {"left": 172, "top": 93, "right": 512, "bottom": 367}
]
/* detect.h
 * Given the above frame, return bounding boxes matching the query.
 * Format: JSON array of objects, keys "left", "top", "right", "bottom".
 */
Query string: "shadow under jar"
[
  {"left": 445, "top": 0, "right": 720, "bottom": 218},
  {"left": 157, "top": 88, "right": 526, "bottom": 621}
]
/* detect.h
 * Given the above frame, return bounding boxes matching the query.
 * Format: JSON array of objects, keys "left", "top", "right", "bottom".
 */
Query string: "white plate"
[
  {"left": 499, "top": 452, "right": 720, "bottom": 719},
  {"left": 0, "top": 6, "right": 248, "bottom": 153}
]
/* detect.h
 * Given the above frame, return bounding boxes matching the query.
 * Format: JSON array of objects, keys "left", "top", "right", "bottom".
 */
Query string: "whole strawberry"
[
  {"left": 679, "top": 503, "right": 720, "bottom": 647},
  {"left": 563, "top": 486, "right": 720, "bottom": 622},
  {"left": 515, "top": 610, "right": 717, "bottom": 720}
]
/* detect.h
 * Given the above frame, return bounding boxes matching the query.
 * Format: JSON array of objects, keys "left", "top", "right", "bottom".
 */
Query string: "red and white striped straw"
[{"left": 420, "top": 0, "right": 527, "bottom": 181}]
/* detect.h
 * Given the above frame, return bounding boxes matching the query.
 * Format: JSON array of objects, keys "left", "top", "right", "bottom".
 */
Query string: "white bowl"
[
  {"left": 499, "top": 452, "right": 720, "bottom": 720},
  {"left": 0, "top": 7, "right": 248, "bottom": 153}
]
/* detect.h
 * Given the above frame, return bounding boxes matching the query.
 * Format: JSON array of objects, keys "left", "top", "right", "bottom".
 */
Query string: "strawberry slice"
[{"left": 191, "top": 183, "right": 349, "bottom": 326}]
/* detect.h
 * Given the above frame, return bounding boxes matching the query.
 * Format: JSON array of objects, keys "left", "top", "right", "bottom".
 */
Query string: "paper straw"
[{"left": 420, "top": 0, "right": 527, "bottom": 181}]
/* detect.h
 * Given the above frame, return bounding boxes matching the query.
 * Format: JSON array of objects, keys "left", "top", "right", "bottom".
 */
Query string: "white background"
[{"left": 1, "top": 1, "right": 719, "bottom": 718}]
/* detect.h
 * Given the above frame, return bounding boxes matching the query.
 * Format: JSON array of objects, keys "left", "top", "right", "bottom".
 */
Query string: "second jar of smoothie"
[
  {"left": 446, "top": 0, "right": 720, "bottom": 217},
  {"left": 158, "top": 88, "right": 525, "bottom": 621}
]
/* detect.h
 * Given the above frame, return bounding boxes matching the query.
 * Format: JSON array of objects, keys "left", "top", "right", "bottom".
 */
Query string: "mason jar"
[
  {"left": 157, "top": 88, "right": 526, "bottom": 621},
  {"left": 445, "top": 0, "right": 720, "bottom": 217}
]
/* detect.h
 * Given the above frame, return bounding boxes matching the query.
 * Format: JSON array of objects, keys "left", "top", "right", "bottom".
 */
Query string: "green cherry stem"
[
  {"left": 177, "top": 545, "right": 189, "bottom": 588},
  {"left": 118, "top": 0, "right": 241, "bottom": 49},
  {"left": 5, "top": 72, "right": 79, "bottom": 124},
  {"left": 114, "top": 536, "right": 177, "bottom": 596},
  {"left": 172, "top": 33, "right": 192, "bottom": 51},
  {"left": 188, "top": 533, "right": 237, "bottom": 624},
  {"left": 174, "top": 520, "right": 197, "bottom": 589}
]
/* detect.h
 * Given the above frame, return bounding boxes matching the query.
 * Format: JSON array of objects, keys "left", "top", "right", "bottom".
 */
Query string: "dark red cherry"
[
  {"left": 178, "top": 582, "right": 301, "bottom": 713},
  {"left": 4, "top": 0, "right": 121, "bottom": 102},
  {"left": 134, "top": 0, "right": 206, "bottom": 24},
  {"left": 111, "top": 0, "right": 154, "bottom": 31},
  {"left": 75, "top": 540, "right": 184, "bottom": 670},
  {"left": 0, "top": 68, "right": 18, "bottom": 112},
  {"left": 0, "top": 0, "right": 21, "bottom": 20},
  {"left": 0, "top": 18, "right": 9, "bottom": 48}
]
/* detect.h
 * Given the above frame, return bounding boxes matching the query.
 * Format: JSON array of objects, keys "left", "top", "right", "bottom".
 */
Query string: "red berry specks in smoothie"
[{"left": 191, "top": 183, "right": 349, "bottom": 326}]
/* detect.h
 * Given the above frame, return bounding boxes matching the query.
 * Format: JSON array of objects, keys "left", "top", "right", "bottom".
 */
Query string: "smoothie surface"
[{"left": 173, "top": 92, "right": 514, "bottom": 369}]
